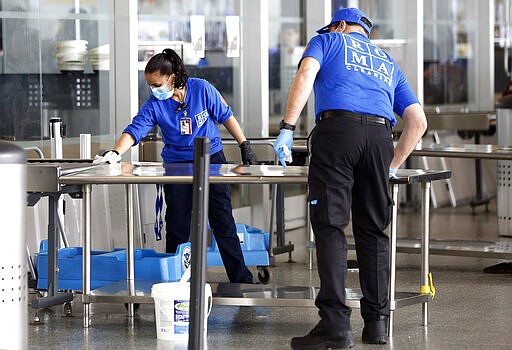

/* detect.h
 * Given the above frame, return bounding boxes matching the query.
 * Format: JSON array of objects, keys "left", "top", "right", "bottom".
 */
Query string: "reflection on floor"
[{"left": 28, "top": 198, "right": 512, "bottom": 350}]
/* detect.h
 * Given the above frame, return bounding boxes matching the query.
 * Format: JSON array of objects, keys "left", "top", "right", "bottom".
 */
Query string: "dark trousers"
[
  {"left": 308, "top": 115, "right": 393, "bottom": 331},
  {"left": 163, "top": 151, "right": 253, "bottom": 283}
]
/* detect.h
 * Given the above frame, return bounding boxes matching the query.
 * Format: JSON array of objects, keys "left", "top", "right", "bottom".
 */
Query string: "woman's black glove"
[{"left": 239, "top": 140, "right": 258, "bottom": 165}]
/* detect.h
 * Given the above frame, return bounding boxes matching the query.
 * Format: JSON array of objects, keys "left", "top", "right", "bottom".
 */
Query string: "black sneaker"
[
  {"left": 362, "top": 315, "right": 389, "bottom": 344},
  {"left": 291, "top": 325, "right": 354, "bottom": 349}
]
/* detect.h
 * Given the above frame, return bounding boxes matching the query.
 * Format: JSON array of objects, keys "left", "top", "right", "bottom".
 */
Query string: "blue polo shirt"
[
  {"left": 123, "top": 78, "right": 232, "bottom": 162},
  {"left": 302, "top": 32, "right": 419, "bottom": 127}
]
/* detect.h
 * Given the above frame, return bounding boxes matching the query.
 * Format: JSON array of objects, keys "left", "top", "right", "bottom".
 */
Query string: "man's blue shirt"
[{"left": 302, "top": 32, "right": 419, "bottom": 127}]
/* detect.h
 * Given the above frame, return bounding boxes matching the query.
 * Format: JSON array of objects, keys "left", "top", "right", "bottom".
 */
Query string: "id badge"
[{"left": 180, "top": 117, "right": 192, "bottom": 135}]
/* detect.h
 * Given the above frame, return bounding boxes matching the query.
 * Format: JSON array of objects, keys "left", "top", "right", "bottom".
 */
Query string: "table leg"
[
  {"left": 421, "top": 181, "right": 431, "bottom": 326},
  {"left": 126, "top": 184, "right": 135, "bottom": 317},
  {"left": 82, "top": 184, "right": 91, "bottom": 328},
  {"left": 388, "top": 183, "right": 399, "bottom": 337},
  {"left": 272, "top": 185, "right": 295, "bottom": 260},
  {"left": 307, "top": 202, "right": 315, "bottom": 271},
  {"left": 470, "top": 133, "right": 490, "bottom": 210},
  {"left": 47, "top": 193, "right": 59, "bottom": 298}
]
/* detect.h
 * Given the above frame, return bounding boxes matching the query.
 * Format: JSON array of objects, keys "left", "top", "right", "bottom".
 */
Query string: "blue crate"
[
  {"left": 36, "top": 241, "right": 191, "bottom": 291},
  {"left": 207, "top": 223, "right": 270, "bottom": 267}
]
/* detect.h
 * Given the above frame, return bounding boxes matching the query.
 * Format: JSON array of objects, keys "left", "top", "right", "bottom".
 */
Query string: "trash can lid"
[
  {"left": 496, "top": 94, "right": 512, "bottom": 109},
  {"left": 0, "top": 141, "right": 26, "bottom": 164}
]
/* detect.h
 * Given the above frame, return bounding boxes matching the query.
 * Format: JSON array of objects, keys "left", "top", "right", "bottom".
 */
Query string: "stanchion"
[
  {"left": 49, "top": 117, "right": 63, "bottom": 159},
  {"left": 189, "top": 137, "right": 210, "bottom": 350}
]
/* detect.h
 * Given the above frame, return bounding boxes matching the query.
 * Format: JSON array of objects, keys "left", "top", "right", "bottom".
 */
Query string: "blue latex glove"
[
  {"left": 273, "top": 129, "right": 294, "bottom": 167},
  {"left": 389, "top": 168, "right": 397, "bottom": 179}
]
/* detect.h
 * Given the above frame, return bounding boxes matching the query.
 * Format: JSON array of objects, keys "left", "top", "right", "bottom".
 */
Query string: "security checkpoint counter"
[{"left": 59, "top": 163, "right": 450, "bottom": 336}]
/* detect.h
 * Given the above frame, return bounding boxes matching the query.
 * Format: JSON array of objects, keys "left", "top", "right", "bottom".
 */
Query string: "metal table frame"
[
  {"left": 27, "top": 160, "right": 98, "bottom": 310},
  {"left": 60, "top": 163, "right": 308, "bottom": 327},
  {"left": 60, "top": 164, "right": 450, "bottom": 337},
  {"left": 408, "top": 144, "right": 512, "bottom": 260},
  {"left": 293, "top": 142, "right": 512, "bottom": 260},
  {"left": 387, "top": 169, "right": 451, "bottom": 335}
]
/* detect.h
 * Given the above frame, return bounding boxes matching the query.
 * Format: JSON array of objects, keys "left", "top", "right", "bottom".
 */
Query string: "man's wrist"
[{"left": 279, "top": 119, "right": 296, "bottom": 131}]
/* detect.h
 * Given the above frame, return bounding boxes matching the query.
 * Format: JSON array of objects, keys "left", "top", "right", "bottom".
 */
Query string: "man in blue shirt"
[{"left": 273, "top": 8, "right": 427, "bottom": 349}]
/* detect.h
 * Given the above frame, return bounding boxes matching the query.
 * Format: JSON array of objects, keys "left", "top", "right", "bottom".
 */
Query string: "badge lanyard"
[
  {"left": 180, "top": 115, "right": 192, "bottom": 135},
  {"left": 154, "top": 184, "right": 164, "bottom": 240},
  {"left": 178, "top": 104, "right": 192, "bottom": 136}
]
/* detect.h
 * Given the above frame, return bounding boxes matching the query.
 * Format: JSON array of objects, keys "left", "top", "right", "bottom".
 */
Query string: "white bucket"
[{"left": 151, "top": 282, "right": 212, "bottom": 342}]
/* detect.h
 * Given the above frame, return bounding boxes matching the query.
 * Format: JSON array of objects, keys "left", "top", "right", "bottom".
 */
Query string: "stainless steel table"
[
  {"left": 393, "top": 112, "right": 495, "bottom": 133},
  {"left": 412, "top": 143, "right": 512, "bottom": 160},
  {"left": 60, "top": 163, "right": 307, "bottom": 327},
  {"left": 292, "top": 142, "right": 512, "bottom": 261},
  {"left": 291, "top": 143, "right": 512, "bottom": 261},
  {"left": 60, "top": 163, "right": 450, "bottom": 336},
  {"left": 409, "top": 144, "right": 512, "bottom": 261},
  {"left": 26, "top": 159, "right": 98, "bottom": 310}
]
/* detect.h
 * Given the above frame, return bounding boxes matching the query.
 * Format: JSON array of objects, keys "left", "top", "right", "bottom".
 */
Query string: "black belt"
[{"left": 319, "top": 110, "right": 387, "bottom": 125}]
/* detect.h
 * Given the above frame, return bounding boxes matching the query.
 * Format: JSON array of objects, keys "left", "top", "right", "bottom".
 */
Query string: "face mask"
[{"left": 151, "top": 75, "right": 174, "bottom": 100}]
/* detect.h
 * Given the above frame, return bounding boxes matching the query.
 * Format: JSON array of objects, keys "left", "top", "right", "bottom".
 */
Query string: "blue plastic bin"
[
  {"left": 36, "top": 241, "right": 191, "bottom": 291},
  {"left": 207, "top": 223, "right": 270, "bottom": 266}
]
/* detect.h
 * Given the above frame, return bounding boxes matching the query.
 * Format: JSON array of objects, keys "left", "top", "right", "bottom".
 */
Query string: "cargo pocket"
[
  {"left": 308, "top": 186, "right": 347, "bottom": 228},
  {"left": 383, "top": 191, "right": 394, "bottom": 229}
]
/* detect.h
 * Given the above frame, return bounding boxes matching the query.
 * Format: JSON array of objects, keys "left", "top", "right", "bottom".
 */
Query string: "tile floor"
[{"left": 26, "top": 197, "right": 512, "bottom": 349}]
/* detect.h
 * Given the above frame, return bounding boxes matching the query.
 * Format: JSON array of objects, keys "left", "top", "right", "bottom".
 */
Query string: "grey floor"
[{"left": 27, "top": 198, "right": 512, "bottom": 350}]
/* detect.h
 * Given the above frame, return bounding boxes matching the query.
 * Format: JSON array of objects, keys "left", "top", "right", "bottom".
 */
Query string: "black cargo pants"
[{"left": 308, "top": 113, "right": 393, "bottom": 331}]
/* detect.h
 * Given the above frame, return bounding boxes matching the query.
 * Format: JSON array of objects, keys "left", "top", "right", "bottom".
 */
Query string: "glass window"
[
  {"left": 137, "top": 0, "right": 239, "bottom": 127},
  {"left": 333, "top": 0, "right": 493, "bottom": 112},
  {"left": 423, "top": 0, "right": 494, "bottom": 112},
  {"left": 268, "top": 0, "right": 305, "bottom": 136},
  {"left": 495, "top": 0, "right": 512, "bottom": 98},
  {"left": 331, "top": 1, "right": 409, "bottom": 69},
  {"left": 0, "top": 0, "right": 112, "bottom": 156},
  {"left": 424, "top": 0, "right": 470, "bottom": 108}
]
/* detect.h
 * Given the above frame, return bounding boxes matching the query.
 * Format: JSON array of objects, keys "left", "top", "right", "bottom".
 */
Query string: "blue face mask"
[{"left": 151, "top": 75, "right": 174, "bottom": 100}]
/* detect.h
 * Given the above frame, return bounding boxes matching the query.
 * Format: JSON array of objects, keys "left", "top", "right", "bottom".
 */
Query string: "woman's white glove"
[{"left": 93, "top": 150, "right": 121, "bottom": 164}]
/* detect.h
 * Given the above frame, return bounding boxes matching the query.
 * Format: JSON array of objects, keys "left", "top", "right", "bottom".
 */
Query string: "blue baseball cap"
[{"left": 316, "top": 7, "right": 372, "bottom": 35}]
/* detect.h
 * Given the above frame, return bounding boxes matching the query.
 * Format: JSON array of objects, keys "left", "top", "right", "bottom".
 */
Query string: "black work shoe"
[
  {"left": 291, "top": 325, "right": 354, "bottom": 349},
  {"left": 362, "top": 315, "right": 389, "bottom": 344}
]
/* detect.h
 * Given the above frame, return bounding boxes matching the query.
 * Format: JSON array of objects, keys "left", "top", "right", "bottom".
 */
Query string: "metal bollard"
[
  {"left": 189, "top": 137, "right": 210, "bottom": 350},
  {"left": 0, "top": 141, "right": 27, "bottom": 350},
  {"left": 49, "top": 117, "right": 64, "bottom": 159},
  {"left": 80, "top": 134, "right": 92, "bottom": 159}
]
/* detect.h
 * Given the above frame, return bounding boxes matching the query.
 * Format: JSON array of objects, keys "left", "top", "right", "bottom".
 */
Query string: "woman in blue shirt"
[{"left": 96, "top": 48, "right": 256, "bottom": 283}]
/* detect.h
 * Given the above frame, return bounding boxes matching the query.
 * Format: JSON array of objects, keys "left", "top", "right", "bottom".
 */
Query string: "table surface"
[
  {"left": 58, "top": 163, "right": 451, "bottom": 185},
  {"left": 411, "top": 143, "right": 512, "bottom": 160}
]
